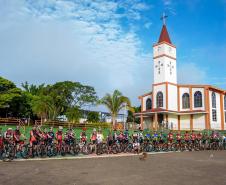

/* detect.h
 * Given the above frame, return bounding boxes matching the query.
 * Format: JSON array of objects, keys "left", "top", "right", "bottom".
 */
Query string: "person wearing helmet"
[
  {"left": 167, "top": 131, "right": 174, "bottom": 144},
  {"left": 42, "top": 128, "right": 48, "bottom": 145},
  {"left": 118, "top": 131, "right": 124, "bottom": 144},
  {"left": 80, "top": 128, "right": 87, "bottom": 144},
  {"left": 13, "top": 126, "right": 21, "bottom": 144},
  {"left": 30, "top": 126, "right": 38, "bottom": 146},
  {"left": 47, "top": 127, "right": 55, "bottom": 145},
  {"left": 68, "top": 128, "right": 76, "bottom": 145},
  {"left": 96, "top": 129, "right": 104, "bottom": 144},
  {"left": 184, "top": 131, "right": 190, "bottom": 144},
  {"left": 106, "top": 131, "right": 113, "bottom": 147},
  {"left": 4, "top": 128, "right": 14, "bottom": 145},
  {"left": 176, "top": 131, "right": 182, "bottom": 145},
  {"left": 90, "top": 128, "right": 97, "bottom": 144},
  {"left": 56, "top": 126, "right": 63, "bottom": 146}
]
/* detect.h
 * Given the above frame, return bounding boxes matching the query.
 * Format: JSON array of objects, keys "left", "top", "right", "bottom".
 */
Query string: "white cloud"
[
  {"left": 0, "top": 0, "right": 210, "bottom": 109},
  {"left": 0, "top": 0, "right": 152, "bottom": 107}
]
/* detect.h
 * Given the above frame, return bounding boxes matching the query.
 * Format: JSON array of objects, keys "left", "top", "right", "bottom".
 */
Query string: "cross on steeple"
[{"left": 161, "top": 12, "right": 168, "bottom": 25}]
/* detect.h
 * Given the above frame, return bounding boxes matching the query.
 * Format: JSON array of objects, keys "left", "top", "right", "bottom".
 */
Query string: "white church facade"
[{"left": 135, "top": 23, "right": 226, "bottom": 131}]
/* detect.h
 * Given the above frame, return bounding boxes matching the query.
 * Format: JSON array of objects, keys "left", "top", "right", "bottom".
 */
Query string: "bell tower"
[{"left": 153, "top": 15, "right": 177, "bottom": 84}]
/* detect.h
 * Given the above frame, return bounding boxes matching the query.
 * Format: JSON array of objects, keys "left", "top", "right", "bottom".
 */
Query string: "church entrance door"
[{"left": 158, "top": 114, "right": 164, "bottom": 128}]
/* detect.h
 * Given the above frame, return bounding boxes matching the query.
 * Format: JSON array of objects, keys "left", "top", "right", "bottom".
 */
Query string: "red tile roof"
[{"left": 158, "top": 25, "right": 172, "bottom": 44}]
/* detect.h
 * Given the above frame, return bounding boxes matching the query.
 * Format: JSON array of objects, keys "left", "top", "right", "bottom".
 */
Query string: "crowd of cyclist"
[{"left": 1, "top": 125, "right": 226, "bottom": 160}]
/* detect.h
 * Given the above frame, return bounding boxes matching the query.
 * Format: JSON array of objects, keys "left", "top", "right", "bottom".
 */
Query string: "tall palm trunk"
[{"left": 112, "top": 115, "right": 116, "bottom": 129}]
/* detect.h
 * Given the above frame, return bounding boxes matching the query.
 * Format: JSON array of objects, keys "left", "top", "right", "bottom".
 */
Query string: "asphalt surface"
[{"left": 0, "top": 151, "right": 226, "bottom": 185}]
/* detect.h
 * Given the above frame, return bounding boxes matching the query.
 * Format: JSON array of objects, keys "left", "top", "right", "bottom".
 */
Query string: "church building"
[{"left": 135, "top": 21, "right": 226, "bottom": 131}]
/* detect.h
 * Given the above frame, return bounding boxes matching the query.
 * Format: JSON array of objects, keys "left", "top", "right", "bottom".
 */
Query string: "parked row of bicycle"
[
  {"left": 1, "top": 126, "right": 226, "bottom": 161},
  {"left": 1, "top": 137, "right": 226, "bottom": 161}
]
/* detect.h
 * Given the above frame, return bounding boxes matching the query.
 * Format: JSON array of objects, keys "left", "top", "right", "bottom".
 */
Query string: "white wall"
[
  {"left": 180, "top": 115, "right": 190, "bottom": 130},
  {"left": 142, "top": 94, "right": 152, "bottom": 111},
  {"left": 168, "top": 84, "right": 178, "bottom": 111},
  {"left": 193, "top": 114, "right": 205, "bottom": 130},
  {"left": 153, "top": 43, "right": 177, "bottom": 85},
  {"left": 209, "top": 91, "right": 222, "bottom": 130},
  {"left": 168, "top": 114, "right": 178, "bottom": 130},
  {"left": 153, "top": 43, "right": 176, "bottom": 58},
  {"left": 153, "top": 84, "right": 166, "bottom": 109},
  {"left": 153, "top": 56, "right": 177, "bottom": 84},
  {"left": 192, "top": 88, "right": 205, "bottom": 110}
]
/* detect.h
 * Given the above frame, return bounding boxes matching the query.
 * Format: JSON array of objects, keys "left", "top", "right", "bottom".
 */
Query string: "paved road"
[{"left": 0, "top": 151, "right": 226, "bottom": 185}]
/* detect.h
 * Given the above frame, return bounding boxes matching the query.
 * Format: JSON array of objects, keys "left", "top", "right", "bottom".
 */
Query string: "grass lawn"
[{"left": 1, "top": 125, "right": 226, "bottom": 140}]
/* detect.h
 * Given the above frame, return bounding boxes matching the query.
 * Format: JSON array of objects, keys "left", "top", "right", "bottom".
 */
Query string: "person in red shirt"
[
  {"left": 56, "top": 126, "right": 63, "bottom": 147},
  {"left": 80, "top": 128, "right": 87, "bottom": 144},
  {"left": 90, "top": 128, "right": 97, "bottom": 144},
  {"left": 168, "top": 131, "right": 174, "bottom": 144},
  {"left": 196, "top": 132, "right": 202, "bottom": 141},
  {"left": 184, "top": 131, "right": 190, "bottom": 144},
  {"left": 4, "top": 128, "right": 14, "bottom": 145},
  {"left": 30, "top": 126, "right": 38, "bottom": 146},
  {"left": 190, "top": 131, "right": 196, "bottom": 145},
  {"left": 41, "top": 128, "right": 48, "bottom": 145},
  {"left": 176, "top": 131, "right": 182, "bottom": 145}
]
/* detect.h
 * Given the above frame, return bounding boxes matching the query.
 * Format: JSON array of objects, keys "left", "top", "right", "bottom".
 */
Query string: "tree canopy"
[{"left": 0, "top": 76, "right": 98, "bottom": 122}]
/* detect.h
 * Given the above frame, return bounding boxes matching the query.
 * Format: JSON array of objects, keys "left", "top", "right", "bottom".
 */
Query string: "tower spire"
[{"left": 158, "top": 13, "right": 171, "bottom": 44}]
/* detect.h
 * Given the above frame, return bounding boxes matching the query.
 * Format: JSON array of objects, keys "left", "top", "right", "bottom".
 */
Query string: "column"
[
  {"left": 154, "top": 113, "right": 158, "bottom": 130},
  {"left": 140, "top": 115, "right": 144, "bottom": 130}
]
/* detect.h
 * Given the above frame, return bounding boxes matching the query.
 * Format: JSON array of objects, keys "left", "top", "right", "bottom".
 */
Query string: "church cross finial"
[{"left": 161, "top": 12, "right": 168, "bottom": 25}]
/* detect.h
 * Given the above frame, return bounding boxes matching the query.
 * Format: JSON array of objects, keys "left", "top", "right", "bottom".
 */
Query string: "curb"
[{"left": 0, "top": 151, "right": 179, "bottom": 162}]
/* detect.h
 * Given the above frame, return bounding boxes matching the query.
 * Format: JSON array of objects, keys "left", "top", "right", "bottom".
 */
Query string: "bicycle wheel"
[
  {"left": 111, "top": 143, "right": 118, "bottom": 154},
  {"left": 20, "top": 144, "right": 29, "bottom": 159},
  {"left": 73, "top": 144, "right": 80, "bottom": 155},
  {"left": 125, "top": 143, "right": 133, "bottom": 153},
  {"left": 40, "top": 145, "right": 47, "bottom": 158},
  {"left": 162, "top": 143, "right": 168, "bottom": 152}
]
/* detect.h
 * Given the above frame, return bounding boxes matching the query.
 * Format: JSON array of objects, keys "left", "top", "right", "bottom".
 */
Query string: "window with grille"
[
  {"left": 194, "top": 91, "right": 202, "bottom": 108},
  {"left": 146, "top": 98, "right": 152, "bottom": 110},
  {"left": 182, "top": 93, "right": 190, "bottom": 109},
  {"left": 212, "top": 92, "right": 216, "bottom": 108},
  {"left": 156, "top": 92, "right": 163, "bottom": 108}
]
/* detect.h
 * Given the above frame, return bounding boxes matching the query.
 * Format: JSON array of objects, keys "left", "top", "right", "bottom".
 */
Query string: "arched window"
[
  {"left": 194, "top": 91, "right": 202, "bottom": 108},
  {"left": 224, "top": 95, "right": 226, "bottom": 110},
  {"left": 212, "top": 92, "right": 216, "bottom": 108},
  {"left": 182, "top": 93, "right": 190, "bottom": 109},
  {"left": 146, "top": 98, "right": 152, "bottom": 110},
  {"left": 156, "top": 91, "right": 163, "bottom": 108}
]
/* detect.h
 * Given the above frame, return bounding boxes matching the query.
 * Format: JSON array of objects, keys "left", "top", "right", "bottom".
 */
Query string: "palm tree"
[
  {"left": 31, "top": 95, "right": 54, "bottom": 124},
  {"left": 99, "top": 90, "right": 133, "bottom": 128}
]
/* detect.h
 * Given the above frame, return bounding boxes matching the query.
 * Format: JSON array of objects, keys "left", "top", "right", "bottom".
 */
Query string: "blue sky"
[{"left": 0, "top": 0, "right": 225, "bottom": 107}]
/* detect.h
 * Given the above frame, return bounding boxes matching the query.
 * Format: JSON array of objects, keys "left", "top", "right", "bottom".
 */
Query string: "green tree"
[
  {"left": 45, "top": 81, "right": 98, "bottom": 120},
  {"left": 99, "top": 90, "right": 133, "bottom": 128},
  {"left": 127, "top": 106, "right": 141, "bottom": 124},
  {"left": 31, "top": 95, "right": 54, "bottom": 123},
  {"left": 87, "top": 111, "right": 100, "bottom": 123},
  {"left": 21, "top": 81, "right": 46, "bottom": 95},
  {"left": 65, "top": 106, "right": 82, "bottom": 123},
  {"left": 0, "top": 77, "right": 26, "bottom": 117}
]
